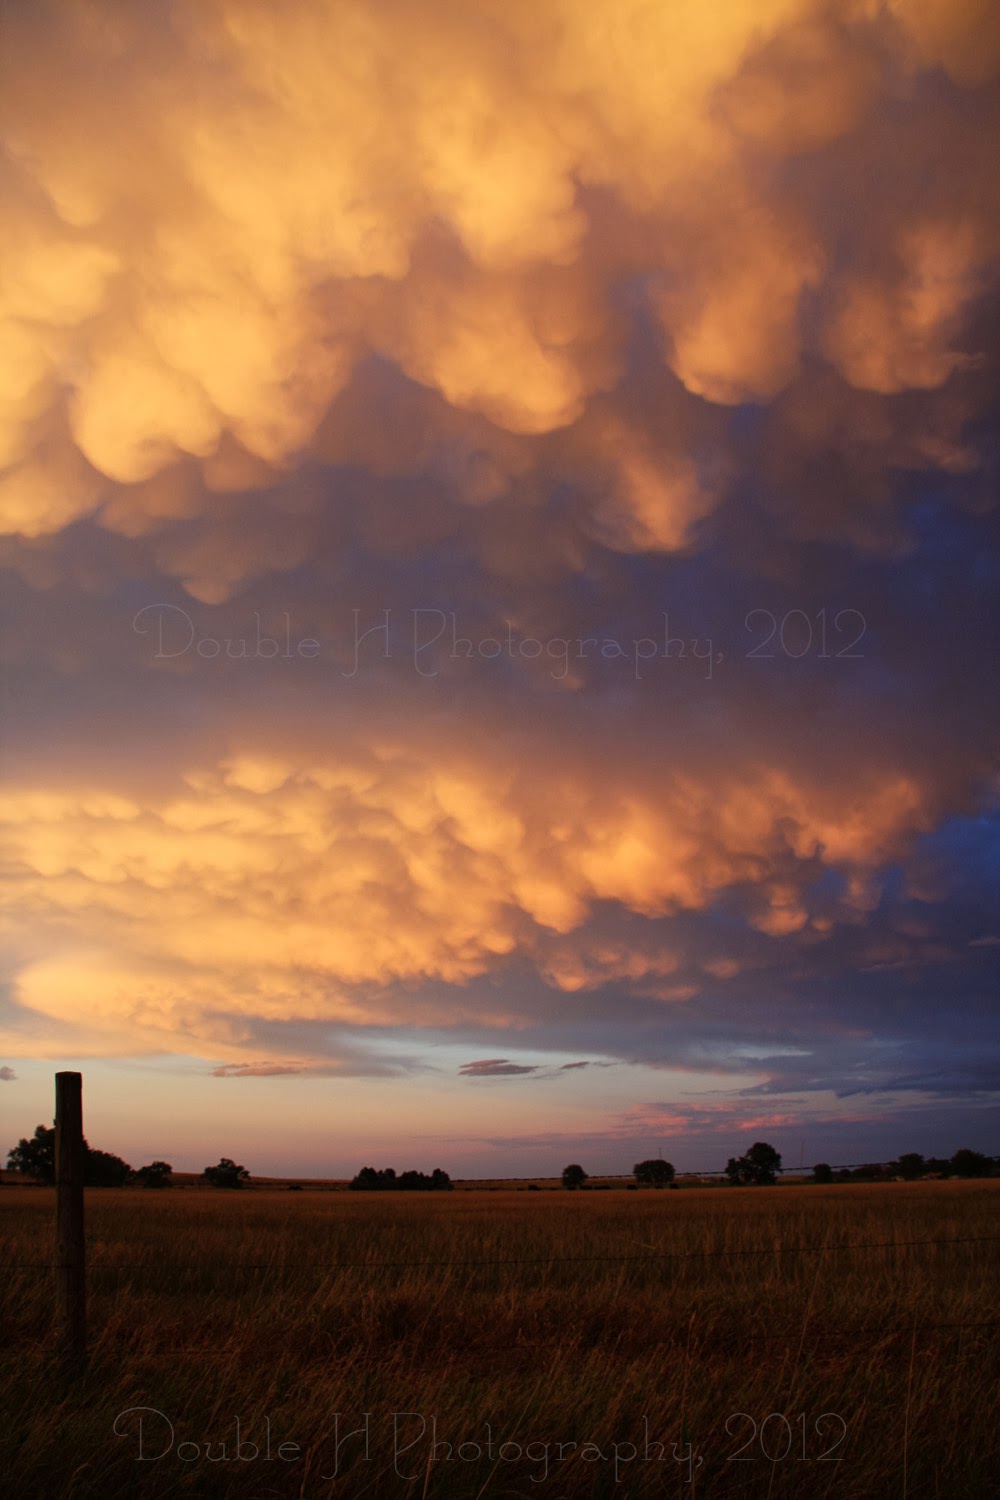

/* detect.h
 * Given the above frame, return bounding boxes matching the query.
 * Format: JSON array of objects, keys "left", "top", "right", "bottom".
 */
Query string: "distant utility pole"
[{"left": 55, "top": 1071, "right": 86, "bottom": 1378}]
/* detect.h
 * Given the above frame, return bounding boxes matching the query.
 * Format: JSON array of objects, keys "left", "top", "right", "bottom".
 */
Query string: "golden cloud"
[
  {"left": 0, "top": 0, "right": 995, "bottom": 598},
  {"left": 0, "top": 736, "right": 952, "bottom": 1057},
  {"left": 1, "top": 0, "right": 997, "bottom": 1071}
]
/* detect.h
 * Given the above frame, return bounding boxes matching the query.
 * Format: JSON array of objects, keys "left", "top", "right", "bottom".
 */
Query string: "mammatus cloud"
[
  {"left": 0, "top": 0, "right": 997, "bottom": 1136},
  {"left": 1, "top": 0, "right": 997, "bottom": 589},
  {"left": 1, "top": 735, "right": 978, "bottom": 1061}
]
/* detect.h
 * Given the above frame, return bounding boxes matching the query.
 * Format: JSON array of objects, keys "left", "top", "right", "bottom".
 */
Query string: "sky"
[{"left": 1, "top": 0, "right": 998, "bottom": 1180}]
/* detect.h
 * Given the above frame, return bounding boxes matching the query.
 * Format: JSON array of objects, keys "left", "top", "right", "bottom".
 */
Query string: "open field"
[{"left": 3, "top": 1181, "right": 999, "bottom": 1499}]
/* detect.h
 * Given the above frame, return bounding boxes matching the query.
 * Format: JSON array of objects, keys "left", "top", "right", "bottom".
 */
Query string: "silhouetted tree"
[
  {"left": 893, "top": 1152, "right": 926, "bottom": 1179},
  {"left": 7, "top": 1123, "right": 131, "bottom": 1185},
  {"left": 851, "top": 1162, "right": 892, "bottom": 1181},
  {"left": 203, "top": 1158, "right": 250, "bottom": 1188},
  {"left": 86, "top": 1148, "right": 132, "bottom": 1186},
  {"left": 134, "top": 1160, "right": 173, "bottom": 1188},
  {"left": 725, "top": 1142, "right": 782, "bottom": 1186},
  {"left": 398, "top": 1170, "right": 430, "bottom": 1190},
  {"left": 350, "top": 1166, "right": 380, "bottom": 1190},
  {"left": 633, "top": 1158, "right": 675, "bottom": 1187},
  {"left": 562, "top": 1163, "right": 588, "bottom": 1190},
  {"left": 950, "top": 1148, "right": 992, "bottom": 1178},
  {"left": 349, "top": 1166, "right": 452, "bottom": 1191},
  {"left": 7, "top": 1125, "right": 55, "bottom": 1183},
  {"left": 812, "top": 1162, "right": 834, "bottom": 1184}
]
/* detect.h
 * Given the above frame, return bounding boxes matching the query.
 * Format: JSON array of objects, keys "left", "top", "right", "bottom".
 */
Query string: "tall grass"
[{"left": 2, "top": 1181, "right": 998, "bottom": 1498}]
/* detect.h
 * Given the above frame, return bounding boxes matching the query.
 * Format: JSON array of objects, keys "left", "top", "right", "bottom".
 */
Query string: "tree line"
[
  {"left": 4, "top": 1125, "right": 249, "bottom": 1189},
  {"left": 811, "top": 1149, "right": 995, "bottom": 1182},
  {"left": 6, "top": 1123, "right": 996, "bottom": 1189},
  {"left": 562, "top": 1146, "right": 784, "bottom": 1188},
  {"left": 3, "top": 1127, "right": 455, "bottom": 1192},
  {"left": 563, "top": 1142, "right": 996, "bottom": 1188},
  {"left": 350, "top": 1166, "right": 453, "bottom": 1191}
]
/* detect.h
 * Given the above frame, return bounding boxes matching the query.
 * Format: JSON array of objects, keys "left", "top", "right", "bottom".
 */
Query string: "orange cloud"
[
  {"left": 0, "top": 0, "right": 996, "bottom": 1095},
  {"left": 1, "top": 0, "right": 996, "bottom": 601},
  {"left": 0, "top": 732, "right": 960, "bottom": 1060}
]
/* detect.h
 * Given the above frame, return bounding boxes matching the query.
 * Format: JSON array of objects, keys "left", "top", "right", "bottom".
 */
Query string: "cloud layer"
[{"left": 1, "top": 0, "right": 997, "bottom": 1158}]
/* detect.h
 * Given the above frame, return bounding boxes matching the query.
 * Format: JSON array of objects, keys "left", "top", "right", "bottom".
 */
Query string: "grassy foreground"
[{"left": 2, "top": 1181, "right": 998, "bottom": 1499}]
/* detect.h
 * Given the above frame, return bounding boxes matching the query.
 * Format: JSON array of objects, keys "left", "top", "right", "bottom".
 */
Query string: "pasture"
[{"left": 2, "top": 1180, "right": 998, "bottom": 1498}]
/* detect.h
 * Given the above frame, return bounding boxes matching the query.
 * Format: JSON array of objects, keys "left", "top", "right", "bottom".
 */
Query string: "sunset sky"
[{"left": 1, "top": 0, "right": 998, "bottom": 1179}]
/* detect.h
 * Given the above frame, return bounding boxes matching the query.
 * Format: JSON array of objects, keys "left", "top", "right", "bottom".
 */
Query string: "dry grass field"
[{"left": 2, "top": 1180, "right": 998, "bottom": 1499}]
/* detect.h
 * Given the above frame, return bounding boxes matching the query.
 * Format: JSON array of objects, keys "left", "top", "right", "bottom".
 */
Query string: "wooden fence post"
[{"left": 55, "top": 1070, "right": 86, "bottom": 1377}]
